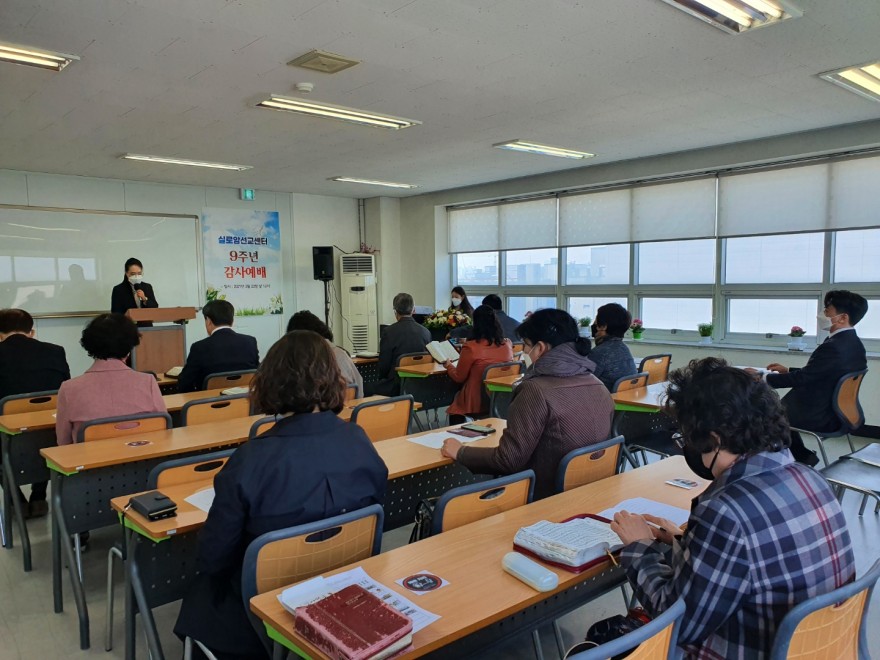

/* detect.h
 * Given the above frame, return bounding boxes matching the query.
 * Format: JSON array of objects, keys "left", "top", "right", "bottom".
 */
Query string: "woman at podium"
[{"left": 111, "top": 257, "right": 158, "bottom": 325}]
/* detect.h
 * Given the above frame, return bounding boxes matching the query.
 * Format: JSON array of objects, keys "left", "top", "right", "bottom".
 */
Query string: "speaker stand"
[{"left": 323, "top": 279, "right": 331, "bottom": 327}]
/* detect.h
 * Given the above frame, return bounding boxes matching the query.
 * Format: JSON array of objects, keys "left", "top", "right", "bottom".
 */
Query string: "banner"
[{"left": 201, "top": 208, "right": 283, "bottom": 316}]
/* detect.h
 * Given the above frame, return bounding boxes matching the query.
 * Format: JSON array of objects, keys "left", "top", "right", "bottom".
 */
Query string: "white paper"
[
  {"left": 184, "top": 487, "right": 215, "bottom": 513},
  {"left": 406, "top": 431, "right": 483, "bottom": 450},
  {"left": 734, "top": 365, "right": 770, "bottom": 374},
  {"left": 278, "top": 566, "right": 440, "bottom": 634},
  {"left": 598, "top": 497, "right": 690, "bottom": 528}
]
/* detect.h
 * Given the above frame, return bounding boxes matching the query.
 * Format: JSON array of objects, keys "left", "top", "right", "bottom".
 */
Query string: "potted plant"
[
  {"left": 578, "top": 316, "right": 592, "bottom": 338},
  {"left": 630, "top": 319, "right": 644, "bottom": 340},
  {"left": 697, "top": 323, "right": 713, "bottom": 344},
  {"left": 423, "top": 308, "right": 471, "bottom": 342},
  {"left": 787, "top": 325, "right": 807, "bottom": 351}
]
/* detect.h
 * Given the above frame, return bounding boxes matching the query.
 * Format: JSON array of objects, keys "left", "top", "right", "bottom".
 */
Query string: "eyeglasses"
[{"left": 672, "top": 432, "right": 685, "bottom": 450}]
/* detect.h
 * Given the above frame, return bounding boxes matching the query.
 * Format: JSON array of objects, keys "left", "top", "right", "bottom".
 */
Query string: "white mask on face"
[
  {"left": 522, "top": 351, "right": 532, "bottom": 368},
  {"left": 817, "top": 313, "right": 840, "bottom": 332},
  {"left": 128, "top": 275, "right": 143, "bottom": 285},
  {"left": 451, "top": 297, "right": 462, "bottom": 307}
]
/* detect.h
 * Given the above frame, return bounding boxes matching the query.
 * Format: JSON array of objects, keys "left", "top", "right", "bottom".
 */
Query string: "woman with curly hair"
[
  {"left": 609, "top": 357, "right": 854, "bottom": 658},
  {"left": 175, "top": 331, "right": 388, "bottom": 660}
]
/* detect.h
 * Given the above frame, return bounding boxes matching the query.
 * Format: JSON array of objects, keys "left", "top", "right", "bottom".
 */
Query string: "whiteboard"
[{"left": 0, "top": 206, "right": 201, "bottom": 315}]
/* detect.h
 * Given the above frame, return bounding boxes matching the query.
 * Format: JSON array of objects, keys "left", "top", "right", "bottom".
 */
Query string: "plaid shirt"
[{"left": 620, "top": 450, "right": 854, "bottom": 659}]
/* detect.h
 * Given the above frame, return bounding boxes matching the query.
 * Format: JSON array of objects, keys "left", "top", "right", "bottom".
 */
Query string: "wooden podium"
[{"left": 126, "top": 307, "right": 197, "bottom": 375}]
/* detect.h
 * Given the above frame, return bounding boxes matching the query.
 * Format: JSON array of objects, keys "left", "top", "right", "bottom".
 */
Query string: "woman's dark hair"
[
  {"left": 124, "top": 258, "right": 143, "bottom": 272},
  {"left": 824, "top": 290, "right": 868, "bottom": 326},
  {"left": 80, "top": 313, "right": 140, "bottom": 360},
  {"left": 663, "top": 357, "right": 790, "bottom": 455},
  {"left": 251, "top": 330, "right": 344, "bottom": 415},
  {"left": 286, "top": 310, "right": 333, "bottom": 341},
  {"left": 595, "top": 303, "right": 632, "bottom": 338},
  {"left": 471, "top": 305, "right": 504, "bottom": 346},
  {"left": 516, "top": 308, "right": 590, "bottom": 356},
  {"left": 451, "top": 286, "right": 475, "bottom": 316}
]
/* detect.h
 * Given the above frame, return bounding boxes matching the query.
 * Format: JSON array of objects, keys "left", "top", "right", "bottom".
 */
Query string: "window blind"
[
  {"left": 499, "top": 198, "right": 557, "bottom": 250},
  {"left": 558, "top": 188, "right": 631, "bottom": 246},
  {"left": 632, "top": 177, "right": 716, "bottom": 242},
  {"left": 830, "top": 155, "right": 880, "bottom": 230},
  {"left": 448, "top": 205, "right": 499, "bottom": 253}
]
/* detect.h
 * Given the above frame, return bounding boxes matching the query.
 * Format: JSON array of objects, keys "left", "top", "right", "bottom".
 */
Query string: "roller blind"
[
  {"left": 448, "top": 205, "right": 499, "bottom": 253},
  {"left": 719, "top": 163, "right": 829, "bottom": 237},
  {"left": 632, "top": 177, "right": 716, "bottom": 242},
  {"left": 830, "top": 155, "right": 880, "bottom": 230},
  {"left": 558, "top": 189, "right": 631, "bottom": 246},
  {"left": 499, "top": 198, "right": 557, "bottom": 250}
]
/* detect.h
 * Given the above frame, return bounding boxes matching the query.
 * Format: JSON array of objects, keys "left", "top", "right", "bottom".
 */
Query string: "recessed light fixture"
[
  {"left": 288, "top": 49, "right": 360, "bottom": 74},
  {"left": 0, "top": 41, "right": 79, "bottom": 71},
  {"left": 257, "top": 95, "right": 421, "bottom": 129},
  {"left": 329, "top": 177, "right": 418, "bottom": 189},
  {"left": 657, "top": 0, "right": 801, "bottom": 34},
  {"left": 820, "top": 61, "right": 880, "bottom": 103},
  {"left": 121, "top": 154, "right": 252, "bottom": 171},
  {"left": 493, "top": 140, "right": 596, "bottom": 160}
]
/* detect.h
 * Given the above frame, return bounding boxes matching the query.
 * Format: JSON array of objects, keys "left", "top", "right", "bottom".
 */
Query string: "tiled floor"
[{"left": 0, "top": 435, "right": 877, "bottom": 660}]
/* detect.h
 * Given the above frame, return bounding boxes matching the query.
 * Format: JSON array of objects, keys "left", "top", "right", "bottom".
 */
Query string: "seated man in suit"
[
  {"left": 367, "top": 292, "right": 431, "bottom": 397},
  {"left": 0, "top": 308, "right": 70, "bottom": 517},
  {"left": 177, "top": 300, "right": 260, "bottom": 392},
  {"left": 760, "top": 290, "right": 868, "bottom": 467},
  {"left": 450, "top": 293, "right": 521, "bottom": 341}
]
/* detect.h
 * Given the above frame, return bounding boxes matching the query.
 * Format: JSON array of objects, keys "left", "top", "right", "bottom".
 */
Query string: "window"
[
  {"left": 725, "top": 233, "right": 824, "bottom": 284},
  {"left": 507, "top": 296, "right": 556, "bottom": 322},
  {"left": 637, "top": 239, "right": 715, "bottom": 284},
  {"left": 568, "top": 297, "right": 628, "bottom": 323},
  {"left": 728, "top": 298, "right": 817, "bottom": 336},
  {"left": 855, "top": 301, "right": 880, "bottom": 339},
  {"left": 13, "top": 256, "right": 56, "bottom": 281},
  {"left": 640, "top": 297, "right": 713, "bottom": 331},
  {"left": 834, "top": 229, "right": 880, "bottom": 283},
  {"left": 565, "top": 245, "right": 630, "bottom": 285},
  {"left": 505, "top": 248, "right": 558, "bottom": 285},
  {"left": 455, "top": 252, "right": 498, "bottom": 286}
]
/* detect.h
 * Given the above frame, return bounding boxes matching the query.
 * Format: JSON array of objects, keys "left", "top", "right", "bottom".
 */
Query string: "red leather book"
[{"left": 294, "top": 584, "right": 413, "bottom": 660}]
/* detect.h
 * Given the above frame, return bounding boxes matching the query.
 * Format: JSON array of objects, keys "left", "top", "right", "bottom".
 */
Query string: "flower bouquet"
[
  {"left": 630, "top": 319, "right": 644, "bottom": 340},
  {"left": 423, "top": 309, "right": 471, "bottom": 340}
]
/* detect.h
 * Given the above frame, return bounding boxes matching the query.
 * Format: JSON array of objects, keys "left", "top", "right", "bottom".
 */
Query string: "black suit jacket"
[
  {"left": 0, "top": 334, "right": 71, "bottom": 401},
  {"left": 450, "top": 310, "right": 522, "bottom": 341},
  {"left": 176, "top": 328, "right": 259, "bottom": 392},
  {"left": 110, "top": 280, "right": 158, "bottom": 316},
  {"left": 174, "top": 411, "right": 388, "bottom": 656},
  {"left": 766, "top": 329, "right": 867, "bottom": 432},
  {"left": 373, "top": 316, "right": 431, "bottom": 396}
]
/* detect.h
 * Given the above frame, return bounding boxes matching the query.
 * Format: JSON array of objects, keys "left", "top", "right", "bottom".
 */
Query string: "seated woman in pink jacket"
[
  {"left": 55, "top": 313, "right": 167, "bottom": 445},
  {"left": 443, "top": 305, "right": 514, "bottom": 424}
]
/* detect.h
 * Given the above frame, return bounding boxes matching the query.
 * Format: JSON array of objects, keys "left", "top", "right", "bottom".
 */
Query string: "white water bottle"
[{"left": 502, "top": 552, "right": 559, "bottom": 592}]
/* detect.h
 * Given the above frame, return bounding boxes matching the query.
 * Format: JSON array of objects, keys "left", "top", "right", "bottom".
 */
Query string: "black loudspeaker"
[{"left": 312, "top": 246, "right": 334, "bottom": 281}]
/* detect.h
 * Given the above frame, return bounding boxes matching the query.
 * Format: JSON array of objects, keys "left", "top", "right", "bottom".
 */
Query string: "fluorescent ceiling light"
[
  {"left": 257, "top": 95, "right": 421, "bottom": 129},
  {"left": 493, "top": 140, "right": 596, "bottom": 160},
  {"left": 122, "top": 154, "right": 252, "bottom": 171},
  {"left": 0, "top": 41, "right": 79, "bottom": 71},
  {"left": 820, "top": 61, "right": 880, "bottom": 102},
  {"left": 657, "top": 0, "right": 801, "bottom": 34},
  {"left": 329, "top": 177, "right": 418, "bottom": 189}
]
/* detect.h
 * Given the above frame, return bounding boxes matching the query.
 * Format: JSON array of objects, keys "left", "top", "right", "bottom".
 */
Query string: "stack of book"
[{"left": 294, "top": 584, "right": 413, "bottom": 659}]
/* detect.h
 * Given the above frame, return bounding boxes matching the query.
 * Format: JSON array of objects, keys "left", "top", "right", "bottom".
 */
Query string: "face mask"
[
  {"left": 522, "top": 345, "right": 534, "bottom": 368},
  {"left": 816, "top": 313, "right": 840, "bottom": 332},
  {"left": 128, "top": 275, "right": 143, "bottom": 285},
  {"left": 451, "top": 297, "right": 462, "bottom": 307},
  {"left": 683, "top": 443, "right": 720, "bottom": 481}
]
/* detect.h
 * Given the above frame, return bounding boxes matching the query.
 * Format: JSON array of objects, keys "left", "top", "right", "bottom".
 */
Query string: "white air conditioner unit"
[{"left": 340, "top": 253, "right": 378, "bottom": 355}]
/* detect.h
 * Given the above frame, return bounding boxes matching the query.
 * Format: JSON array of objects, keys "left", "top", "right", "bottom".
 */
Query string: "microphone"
[{"left": 133, "top": 282, "right": 148, "bottom": 301}]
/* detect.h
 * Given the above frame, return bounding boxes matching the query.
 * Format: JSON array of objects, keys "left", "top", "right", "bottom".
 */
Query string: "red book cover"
[{"left": 294, "top": 584, "right": 413, "bottom": 660}]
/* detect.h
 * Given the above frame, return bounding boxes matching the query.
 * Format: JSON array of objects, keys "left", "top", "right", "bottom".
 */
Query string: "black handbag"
[
  {"left": 127, "top": 491, "right": 177, "bottom": 521},
  {"left": 408, "top": 497, "right": 438, "bottom": 543}
]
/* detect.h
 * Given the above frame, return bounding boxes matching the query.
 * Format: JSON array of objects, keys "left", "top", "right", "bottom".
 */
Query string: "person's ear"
[{"left": 28, "top": 328, "right": 36, "bottom": 338}]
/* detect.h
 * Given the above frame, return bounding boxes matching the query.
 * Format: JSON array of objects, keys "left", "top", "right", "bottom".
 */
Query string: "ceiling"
[{"left": 1, "top": 0, "right": 879, "bottom": 198}]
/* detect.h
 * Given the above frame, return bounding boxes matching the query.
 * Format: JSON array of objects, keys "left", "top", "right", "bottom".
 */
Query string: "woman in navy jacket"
[{"left": 175, "top": 330, "right": 388, "bottom": 660}]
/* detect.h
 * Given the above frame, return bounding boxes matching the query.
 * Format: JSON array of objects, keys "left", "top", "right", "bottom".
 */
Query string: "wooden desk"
[
  {"left": 252, "top": 457, "right": 703, "bottom": 659},
  {"left": 483, "top": 374, "right": 523, "bottom": 418},
  {"left": 610, "top": 383, "right": 667, "bottom": 413},
  {"left": 483, "top": 374, "right": 522, "bottom": 393},
  {"left": 352, "top": 356, "right": 380, "bottom": 385},
  {"left": 110, "top": 419, "right": 505, "bottom": 660},
  {"left": 395, "top": 363, "right": 457, "bottom": 428}
]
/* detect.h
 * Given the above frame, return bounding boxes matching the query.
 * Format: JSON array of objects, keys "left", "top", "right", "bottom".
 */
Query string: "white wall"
[{"left": 0, "top": 169, "right": 359, "bottom": 375}]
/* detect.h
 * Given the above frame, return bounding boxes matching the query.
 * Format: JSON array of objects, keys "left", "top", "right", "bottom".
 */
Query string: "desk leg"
[
  {"left": 3, "top": 435, "right": 34, "bottom": 571},
  {"left": 128, "top": 532, "right": 165, "bottom": 660},
  {"left": 50, "top": 471, "right": 63, "bottom": 613},
  {"left": 53, "top": 473, "right": 91, "bottom": 649},
  {"left": 1, "top": 439, "right": 12, "bottom": 548}
]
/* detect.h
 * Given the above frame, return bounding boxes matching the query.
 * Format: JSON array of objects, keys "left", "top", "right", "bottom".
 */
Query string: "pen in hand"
[{"left": 643, "top": 520, "right": 668, "bottom": 533}]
